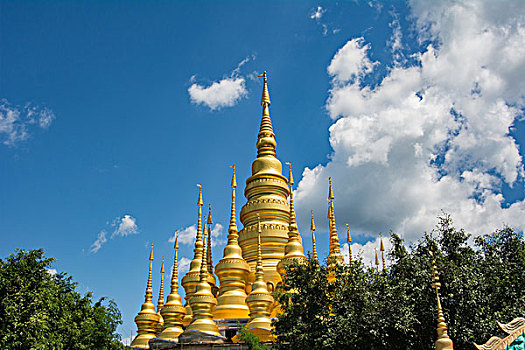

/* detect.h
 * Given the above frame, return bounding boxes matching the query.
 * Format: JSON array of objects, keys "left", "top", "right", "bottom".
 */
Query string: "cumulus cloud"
[
  {"left": 89, "top": 214, "right": 139, "bottom": 254},
  {"left": 188, "top": 57, "right": 253, "bottom": 110},
  {"left": 111, "top": 215, "right": 139, "bottom": 237},
  {"left": 342, "top": 236, "right": 392, "bottom": 268},
  {"left": 90, "top": 230, "right": 108, "bottom": 253},
  {"left": 296, "top": 0, "right": 525, "bottom": 243},
  {"left": 0, "top": 99, "right": 55, "bottom": 146}
]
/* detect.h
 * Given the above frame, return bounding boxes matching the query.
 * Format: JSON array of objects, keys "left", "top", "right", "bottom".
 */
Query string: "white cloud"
[
  {"left": 169, "top": 223, "right": 226, "bottom": 247},
  {"left": 89, "top": 214, "right": 139, "bottom": 253},
  {"left": 46, "top": 268, "right": 57, "bottom": 276},
  {"left": 296, "top": 0, "right": 525, "bottom": 242},
  {"left": 188, "top": 57, "right": 253, "bottom": 111},
  {"left": 178, "top": 257, "right": 192, "bottom": 276},
  {"left": 0, "top": 99, "right": 55, "bottom": 146},
  {"left": 342, "top": 236, "right": 392, "bottom": 268},
  {"left": 90, "top": 230, "right": 107, "bottom": 254},
  {"left": 327, "top": 38, "right": 377, "bottom": 84},
  {"left": 111, "top": 215, "right": 139, "bottom": 237},
  {"left": 310, "top": 6, "right": 326, "bottom": 20},
  {"left": 169, "top": 225, "right": 196, "bottom": 245}
]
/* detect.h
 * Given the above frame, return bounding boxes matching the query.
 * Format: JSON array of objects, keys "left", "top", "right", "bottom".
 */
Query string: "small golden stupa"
[
  {"left": 346, "top": 223, "right": 352, "bottom": 265},
  {"left": 214, "top": 165, "right": 251, "bottom": 322},
  {"left": 180, "top": 215, "right": 225, "bottom": 343},
  {"left": 277, "top": 162, "right": 307, "bottom": 276},
  {"left": 244, "top": 216, "right": 275, "bottom": 342},
  {"left": 327, "top": 177, "right": 343, "bottom": 267},
  {"left": 131, "top": 244, "right": 160, "bottom": 348},
  {"left": 157, "top": 232, "right": 186, "bottom": 341},
  {"left": 181, "top": 185, "right": 216, "bottom": 326}
]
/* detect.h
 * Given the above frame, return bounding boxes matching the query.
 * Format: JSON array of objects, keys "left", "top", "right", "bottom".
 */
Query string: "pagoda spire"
[
  {"left": 180, "top": 216, "right": 224, "bottom": 342},
  {"left": 327, "top": 178, "right": 343, "bottom": 266},
  {"left": 158, "top": 232, "right": 187, "bottom": 341},
  {"left": 181, "top": 185, "right": 216, "bottom": 326},
  {"left": 346, "top": 224, "right": 352, "bottom": 265},
  {"left": 214, "top": 165, "right": 250, "bottom": 320},
  {"left": 256, "top": 71, "right": 276, "bottom": 158},
  {"left": 375, "top": 248, "right": 380, "bottom": 272},
  {"left": 245, "top": 215, "right": 275, "bottom": 342},
  {"left": 311, "top": 210, "right": 318, "bottom": 261},
  {"left": 155, "top": 257, "right": 165, "bottom": 335},
  {"left": 380, "top": 233, "right": 386, "bottom": 271},
  {"left": 131, "top": 243, "right": 160, "bottom": 348},
  {"left": 277, "top": 162, "right": 307, "bottom": 277},
  {"left": 431, "top": 249, "right": 454, "bottom": 350},
  {"left": 207, "top": 204, "right": 213, "bottom": 274}
]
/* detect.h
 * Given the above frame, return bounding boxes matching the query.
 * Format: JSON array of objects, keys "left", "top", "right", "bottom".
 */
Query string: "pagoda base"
[
  {"left": 215, "top": 318, "right": 249, "bottom": 341},
  {"left": 178, "top": 329, "right": 226, "bottom": 344}
]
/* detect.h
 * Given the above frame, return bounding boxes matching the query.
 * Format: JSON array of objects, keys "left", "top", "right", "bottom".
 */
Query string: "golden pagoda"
[
  {"left": 180, "top": 217, "right": 225, "bottom": 343},
  {"left": 214, "top": 165, "right": 251, "bottom": 325},
  {"left": 158, "top": 232, "right": 186, "bottom": 341},
  {"left": 155, "top": 257, "right": 165, "bottom": 335},
  {"left": 244, "top": 216, "right": 275, "bottom": 342},
  {"left": 181, "top": 185, "right": 216, "bottom": 326},
  {"left": 131, "top": 244, "right": 160, "bottom": 348},
  {"left": 276, "top": 162, "right": 307, "bottom": 277},
  {"left": 238, "top": 72, "right": 291, "bottom": 289}
]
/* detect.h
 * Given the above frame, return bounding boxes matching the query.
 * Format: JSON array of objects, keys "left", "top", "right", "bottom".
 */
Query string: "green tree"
[
  {"left": 273, "top": 216, "right": 525, "bottom": 349},
  {"left": 0, "top": 248, "right": 124, "bottom": 350}
]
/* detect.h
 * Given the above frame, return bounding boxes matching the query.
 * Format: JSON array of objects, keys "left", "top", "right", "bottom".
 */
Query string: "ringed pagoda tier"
[{"left": 238, "top": 72, "right": 291, "bottom": 288}]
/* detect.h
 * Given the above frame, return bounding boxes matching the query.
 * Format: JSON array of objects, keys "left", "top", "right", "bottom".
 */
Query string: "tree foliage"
[
  {"left": 273, "top": 215, "right": 525, "bottom": 349},
  {"left": 0, "top": 248, "right": 124, "bottom": 350}
]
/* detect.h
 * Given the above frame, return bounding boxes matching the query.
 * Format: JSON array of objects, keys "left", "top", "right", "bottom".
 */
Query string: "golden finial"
[
  {"left": 158, "top": 231, "right": 186, "bottom": 341},
  {"left": 375, "top": 248, "right": 379, "bottom": 272},
  {"left": 230, "top": 164, "right": 237, "bottom": 188},
  {"left": 257, "top": 71, "right": 271, "bottom": 106},
  {"left": 255, "top": 71, "right": 276, "bottom": 158},
  {"left": 158, "top": 257, "right": 165, "bottom": 310},
  {"left": 207, "top": 204, "right": 213, "bottom": 274},
  {"left": 328, "top": 177, "right": 334, "bottom": 200},
  {"left": 156, "top": 256, "right": 166, "bottom": 335},
  {"left": 380, "top": 233, "right": 386, "bottom": 271},
  {"left": 131, "top": 243, "right": 160, "bottom": 348},
  {"left": 311, "top": 210, "right": 318, "bottom": 261},
  {"left": 346, "top": 224, "right": 352, "bottom": 265},
  {"left": 431, "top": 249, "right": 454, "bottom": 350},
  {"left": 148, "top": 243, "right": 154, "bottom": 298}
]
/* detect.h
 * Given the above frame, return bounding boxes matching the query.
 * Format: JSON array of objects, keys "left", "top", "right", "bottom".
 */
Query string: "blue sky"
[{"left": 2, "top": 0, "right": 525, "bottom": 342}]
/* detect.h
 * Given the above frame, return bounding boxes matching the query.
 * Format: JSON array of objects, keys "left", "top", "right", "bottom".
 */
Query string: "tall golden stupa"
[{"left": 130, "top": 72, "right": 345, "bottom": 348}]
